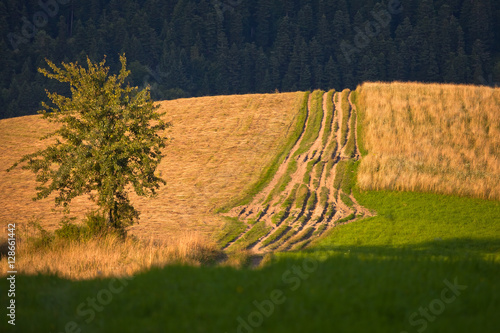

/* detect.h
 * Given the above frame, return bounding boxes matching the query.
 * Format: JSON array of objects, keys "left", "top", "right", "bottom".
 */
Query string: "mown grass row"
[
  {"left": 267, "top": 227, "right": 298, "bottom": 250},
  {"left": 217, "top": 217, "right": 248, "bottom": 248},
  {"left": 321, "top": 89, "right": 335, "bottom": 147},
  {"left": 333, "top": 160, "right": 358, "bottom": 195},
  {"left": 218, "top": 92, "right": 310, "bottom": 212},
  {"left": 343, "top": 108, "right": 357, "bottom": 158},
  {"left": 293, "top": 90, "right": 324, "bottom": 158},
  {"left": 340, "top": 89, "right": 351, "bottom": 147},
  {"left": 231, "top": 221, "right": 271, "bottom": 251},
  {"left": 260, "top": 224, "right": 291, "bottom": 247},
  {"left": 350, "top": 89, "right": 368, "bottom": 156}
]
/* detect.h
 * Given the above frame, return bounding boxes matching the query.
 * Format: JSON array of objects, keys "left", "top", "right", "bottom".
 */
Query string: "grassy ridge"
[
  {"left": 350, "top": 89, "right": 367, "bottom": 156},
  {"left": 231, "top": 221, "right": 271, "bottom": 251},
  {"left": 343, "top": 108, "right": 356, "bottom": 158},
  {"left": 293, "top": 90, "right": 324, "bottom": 157},
  {"left": 321, "top": 89, "right": 335, "bottom": 147},
  {"left": 339, "top": 89, "right": 351, "bottom": 147}
]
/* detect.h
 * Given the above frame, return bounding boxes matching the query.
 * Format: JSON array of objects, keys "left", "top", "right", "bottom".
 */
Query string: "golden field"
[
  {"left": 0, "top": 92, "right": 303, "bottom": 276},
  {"left": 356, "top": 82, "right": 500, "bottom": 200}
]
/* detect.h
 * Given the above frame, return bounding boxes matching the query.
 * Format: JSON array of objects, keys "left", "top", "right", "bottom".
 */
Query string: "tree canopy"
[
  {"left": 1, "top": 0, "right": 499, "bottom": 119},
  {"left": 8, "top": 55, "right": 170, "bottom": 230}
]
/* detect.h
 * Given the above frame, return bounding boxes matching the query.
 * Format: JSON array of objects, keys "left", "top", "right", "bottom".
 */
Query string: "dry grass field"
[
  {"left": 0, "top": 92, "right": 303, "bottom": 242},
  {"left": 356, "top": 82, "right": 500, "bottom": 200}
]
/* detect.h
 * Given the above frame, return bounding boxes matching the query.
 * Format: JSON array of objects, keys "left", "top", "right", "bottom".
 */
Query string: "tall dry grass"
[
  {"left": 357, "top": 82, "right": 500, "bottom": 200},
  {"left": 0, "top": 223, "right": 221, "bottom": 280}
]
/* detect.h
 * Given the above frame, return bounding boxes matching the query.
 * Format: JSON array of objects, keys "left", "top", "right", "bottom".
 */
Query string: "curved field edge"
[{"left": 216, "top": 92, "right": 310, "bottom": 213}]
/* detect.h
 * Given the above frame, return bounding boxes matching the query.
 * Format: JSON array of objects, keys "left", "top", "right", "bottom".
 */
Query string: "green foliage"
[
  {"left": 2, "top": 1, "right": 499, "bottom": 120},
  {"left": 23, "top": 219, "right": 55, "bottom": 250},
  {"left": 8, "top": 55, "right": 169, "bottom": 231},
  {"left": 55, "top": 211, "right": 117, "bottom": 241}
]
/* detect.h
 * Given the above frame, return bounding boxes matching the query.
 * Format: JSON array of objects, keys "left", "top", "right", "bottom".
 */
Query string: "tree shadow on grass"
[{"left": 303, "top": 237, "right": 500, "bottom": 260}]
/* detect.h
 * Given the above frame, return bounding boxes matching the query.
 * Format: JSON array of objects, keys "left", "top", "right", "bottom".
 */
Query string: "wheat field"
[
  {"left": 0, "top": 92, "right": 304, "bottom": 241},
  {"left": 357, "top": 82, "right": 500, "bottom": 200}
]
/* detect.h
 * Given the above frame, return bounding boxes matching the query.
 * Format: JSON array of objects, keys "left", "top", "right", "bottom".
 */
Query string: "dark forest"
[{"left": 1, "top": 0, "right": 499, "bottom": 119}]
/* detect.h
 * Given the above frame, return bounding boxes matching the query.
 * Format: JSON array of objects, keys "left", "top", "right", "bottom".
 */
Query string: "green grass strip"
[
  {"left": 322, "top": 89, "right": 335, "bottom": 147},
  {"left": 267, "top": 227, "right": 298, "bottom": 250},
  {"left": 293, "top": 90, "right": 324, "bottom": 157},
  {"left": 231, "top": 221, "right": 271, "bottom": 251},
  {"left": 261, "top": 225, "right": 291, "bottom": 247},
  {"left": 319, "top": 187, "right": 329, "bottom": 206},
  {"left": 351, "top": 89, "right": 368, "bottom": 156},
  {"left": 271, "top": 210, "right": 287, "bottom": 225},
  {"left": 295, "top": 184, "right": 310, "bottom": 209},
  {"left": 287, "top": 227, "right": 315, "bottom": 247},
  {"left": 302, "top": 159, "right": 316, "bottom": 184},
  {"left": 333, "top": 160, "right": 358, "bottom": 194},
  {"left": 340, "top": 193, "right": 354, "bottom": 207},
  {"left": 313, "top": 223, "right": 328, "bottom": 237},
  {"left": 282, "top": 184, "right": 299, "bottom": 208},
  {"left": 333, "top": 161, "right": 347, "bottom": 190},
  {"left": 336, "top": 213, "right": 355, "bottom": 223},
  {"left": 306, "top": 191, "right": 317, "bottom": 211},
  {"left": 313, "top": 161, "right": 324, "bottom": 188},
  {"left": 340, "top": 89, "right": 351, "bottom": 147},
  {"left": 217, "top": 217, "right": 247, "bottom": 248},
  {"left": 344, "top": 109, "right": 357, "bottom": 158},
  {"left": 218, "top": 91, "right": 310, "bottom": 212}
]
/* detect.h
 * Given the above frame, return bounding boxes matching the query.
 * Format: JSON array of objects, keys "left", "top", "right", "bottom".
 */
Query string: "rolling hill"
[{"left": 0, "top": 82, "right": 499, "bottom": 333}]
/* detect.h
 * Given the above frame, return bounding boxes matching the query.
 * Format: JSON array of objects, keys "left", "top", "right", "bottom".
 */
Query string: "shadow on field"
[
  {"left": 4, "top": 245, "right": 499, "bottom": 333},
  {"left": 305, "top": 237, "right": 500, "bottom": 259}
]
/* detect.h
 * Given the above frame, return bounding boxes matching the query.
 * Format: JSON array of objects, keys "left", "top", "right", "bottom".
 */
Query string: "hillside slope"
[{"left": 0, "top": 92, "right": 304, "bottom": 240}]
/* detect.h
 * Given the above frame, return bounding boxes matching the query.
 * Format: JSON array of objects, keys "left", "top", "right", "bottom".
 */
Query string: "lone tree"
[{"left": 8, "top": 55, "right": 169, "bottom": 230}]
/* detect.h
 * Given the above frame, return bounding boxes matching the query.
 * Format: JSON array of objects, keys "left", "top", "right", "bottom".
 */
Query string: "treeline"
[{"left": 1, "top": 0, "right": 499, "bottom": 119}]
